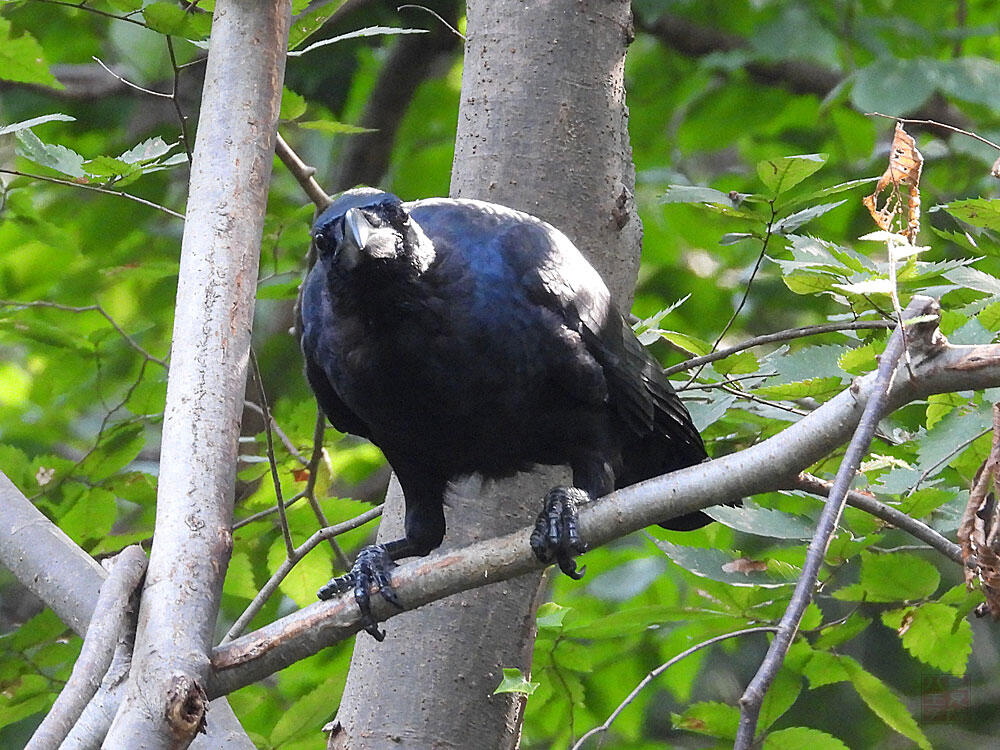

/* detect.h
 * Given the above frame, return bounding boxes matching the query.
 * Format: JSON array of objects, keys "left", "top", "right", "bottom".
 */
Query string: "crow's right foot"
[{"left": 317, "top": 544, "right": 402, "bottom": 641}]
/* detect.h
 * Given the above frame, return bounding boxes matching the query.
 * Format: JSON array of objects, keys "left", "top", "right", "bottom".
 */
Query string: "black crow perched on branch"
[{"left": 300, "top": 188, "right": 711, "bottom": 639}]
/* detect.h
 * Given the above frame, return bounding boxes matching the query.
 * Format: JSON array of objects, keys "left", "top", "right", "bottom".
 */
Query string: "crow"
[{"left": 300, "top": 188, "right": 711, "bottom": 638}]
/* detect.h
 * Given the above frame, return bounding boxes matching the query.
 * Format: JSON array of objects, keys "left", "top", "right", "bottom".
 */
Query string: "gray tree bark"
[
  {"left": 102, "top": 0, "right": 292, "bottom": 747},
  {"left": 330, "top": 2, "right": 641, "bottom": 748}
]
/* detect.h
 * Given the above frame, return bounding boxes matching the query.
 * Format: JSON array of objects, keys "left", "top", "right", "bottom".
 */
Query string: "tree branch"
[
  {"left": 735, "top": 296, "right": 917, "bottom": 749},
  {"left": 209, "top": 296, "right": 1000, "bottom": 696},
  {"left": 103, "top": 0, "right": 293, "bottom": 745},
  {"left": 26, "top": 546, "right": 147, "bottom": 750}
]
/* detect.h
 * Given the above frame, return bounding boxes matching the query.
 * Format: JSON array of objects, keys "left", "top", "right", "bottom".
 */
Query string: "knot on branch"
[
  {"left": 165, "top": 673, "right": 208, "bottom": 738},
  {"left": 904, "top": 295, "right": 946, "bottom": 363}
]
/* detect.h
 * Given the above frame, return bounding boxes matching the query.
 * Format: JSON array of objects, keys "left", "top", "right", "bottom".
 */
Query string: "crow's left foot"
[
  {"left": 530, "top": 486, "right": 589, "bottom": 579},
  {"left": 317, "top": 544, "right": 402, "bottom": 641}
]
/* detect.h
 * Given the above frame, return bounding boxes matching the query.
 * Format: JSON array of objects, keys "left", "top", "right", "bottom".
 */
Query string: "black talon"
[
  {"left": 530, "top": 486, "right": 589, "bottom": 579},
  {"left": 318, "top": 544, "right": 403, "bottom": 641}
]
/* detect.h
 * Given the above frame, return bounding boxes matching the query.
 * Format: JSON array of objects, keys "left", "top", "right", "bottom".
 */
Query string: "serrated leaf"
[
  {"left": 15, "top": 129, "right": 85, "bottom": 178},
  {"left": 118, "top": 136, "right": 175, "bottom": 165},
  {"left": 563, "top": 604, "right": 695, "bottom": 639},
  {"left": 758, "top": 669, "right": 802, "bottom": 732},
  {"left": 944, "top": 266, "right": 1000, "bottom": 295},
  {"left": 841, "top": 656, "right": 931, "bottom": 749},
  {"left": 834, "top": 278, "right": 894, "bottom": 296},
  {"left": 838, "top": 339, "right": 883, "bottom": 375},
  {"left": 84, "top": 155, "right": 137, "bottom": 180},
  {"left": 266, "top": 535, "right": 332, "bottom": 607},
  {"left": 833, "top": 551, "right": 939, "bottom": 603},
  {"left": 754, "top": 377, "right": 842, "bottom": 400},
  {"left": 944, "top": 198, "right": 1000, "bottom": 232},
  {"left": 80, "top": 422, "right": 146, "bottom": 481},
  {"left": 774, "top": 201, "right": 845, "bottom": 234},
  {"left": 269, "top": 674, "right": 344, "bottom": 746},
  {"left": 298, "top": 120, "right": 377, "bottom": 135},
  {"left": 672, "top": 701, "right": 739, "bottom": 739},
  {"left": 764, "top": 727, "right": 849, "bottom": 750},
  {"left": 493, "top": 667, "right": 538, "bottom": 695},
  {"left": 0, "top": 113, "right": 74, "bottom": 136},
  {"left": 654, "top": 540, "right": 793, "bottom": 587},
  {"left": 61, "top": 487, "right": 116, "bottom": 544},
  {"left": 0, "top": 19, "right": 62, "bottom": 88},
  {"left": 757, "top": 153, "right": 827, "bottom": 195},
  {"left": 704, "top": 503, "right": 814, "bottom": 539},
  {"left": 1, "top": 315, "right": 92, "bottom": 353},
  {"left": 882, "top": 603, "right": 972, "bottom": 676}
]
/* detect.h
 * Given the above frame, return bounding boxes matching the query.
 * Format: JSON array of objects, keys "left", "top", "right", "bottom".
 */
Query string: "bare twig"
[
  {"left": 907, "top": 426, "right": 991, "bottom": 496},
  {"left": 734, "top": 297, "right": 920, "bottom": 749},
  {"left": 250, "top": 348, "right": 294, "bottom": 558},
  {"left": 165, "top": 37, "right": 194, "bottom": 163},
  {"left": 25, "top": 546, "right": 147, "bottom": 750},
  {"left": 0, "top": 169, "right": 184, "bottom": 219},
  {"left": 304, "top": 410, "right": 352, "bottom": 569},
  {"left": 0, "top": 299, "right": 167, "bottom": 366},
  {"left": 397, "top": 4, "right": 465, "bottom": 39},
  {"left": 793, "top": 473, "right": 962, "bottom": 564},
  {"left": 243, "top": 399, "right": 309, "bottom": 465},
  {"left": 275, "top": 133, "right": 330, "bottom": 210},
  {"left": 661, "top": 320, "right": 893, "bottom": 377},
  {"left": 867, "top": 112, "right": 1000, "bottom": 152},
  {"left": 91, "top": 56, "right": 172, "bottom": 98},
  {"left": 220, "top": 504, "right": 383, "bottom": 643},
  {"left": 571, "top": 626, "right": 777, "bottom": 750}
]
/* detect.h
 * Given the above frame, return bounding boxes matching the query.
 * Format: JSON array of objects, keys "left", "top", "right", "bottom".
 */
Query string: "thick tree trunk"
[{"left": 330, "top": 2, "right": 641, "bottom": 748}]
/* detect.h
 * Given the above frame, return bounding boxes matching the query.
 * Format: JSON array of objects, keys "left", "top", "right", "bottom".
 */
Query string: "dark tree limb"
[
  {"left": 26, "top": 546, "right": 147, "bottom": 750},
  {"left": 734, "top": 297, "right": 919, "bottom": 749}
]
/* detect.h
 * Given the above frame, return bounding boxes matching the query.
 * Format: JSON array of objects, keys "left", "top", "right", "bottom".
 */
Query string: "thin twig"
[
  {"left": 165, "top": 37, "right": 194, "bottom": 163},
  {"left": 907, "top": 426, "right": 991, "bottom": 496},
  {"left": 305, "top": 410, "right": 352, "bottom": 569},
  {"left": 250, "top": 348, "right": 295, "bottom": 558},
  {"left": 793, "top": 473, "right": 962, "bottom": 565},
  {"left": 867, "top": 112, "right": 1000, "bottom": 151},
  {"left": 686, "top": 204, "right": 777, "bottom": 387},
  {"left": 219, "top": 504, "right": 383, "bottom": 643},
  {"left": 91, "top": 56, "right": 172, "bottom": 98},
  {"left": 243, "top": 400, "right": 309, "bottom": 466},
  {"left": 0, "top": 169, "right": 184, "bottom": 219},
  {"left": 0, "top": 299, "right": 167, "bottom": 366},
  {"left": 734, "top": 297, "right": 918, "bottom": 749},
  {"left": 28, "top": 0, "right": 148, "bottom": 26},
  {"left": 662, "top": 320, "right": 892, "bottom": 377},
  {"left": 397, "top": 4, "right": 465, "bottom": 39},
  {"left": 570, "top": 626, "right": 777, "bottom": 750},
  {"left": 275, "top": 133, "right": 331, "bottom": 210}
]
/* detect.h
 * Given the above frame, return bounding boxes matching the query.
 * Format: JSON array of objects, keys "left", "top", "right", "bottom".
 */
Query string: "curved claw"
[
  {"left": 317, "top": 544, "right": 401, "bottom": 640},
  {"left": 530, "top": 486, "right": 589, "bottom": 579}
]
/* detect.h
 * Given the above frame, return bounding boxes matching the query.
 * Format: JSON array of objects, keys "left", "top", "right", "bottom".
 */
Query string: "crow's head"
[{"left": 312, "top": 188, "right": 434, "bottom": 275}]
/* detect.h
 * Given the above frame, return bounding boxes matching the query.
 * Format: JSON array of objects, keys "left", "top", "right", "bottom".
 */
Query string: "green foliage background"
[{"left": 1, "top": 0, "right": 999, "bottom": 747}]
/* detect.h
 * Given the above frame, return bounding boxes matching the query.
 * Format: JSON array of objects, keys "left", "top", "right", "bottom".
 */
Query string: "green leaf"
[
  {"left": 943, "top": 198, "right": 1000, "bottom": 232},
  {"left": 773, "top": 201, "right": 845, "bottom": 234},
  {"left": 656, "top": 330, "right": 712, "bottom": 356},
  {"left": 837, "top": 339, "right": 883, "bottom": 375},
  {"left": 536, "top": 602, "right": 570, "bottom": 630},
  {"left": 757, "top": 153, "right": 827, "bottom": 195},
  {"left": 14, "top": 129, "right": 85, "bottom": 178},
  {"left": 944, "top": 266, "right": 1000, "bottom": 295},
  {"left": 0, "top": 113, "right": 75, "bottom": 136},
  {"left": 660, "top": 185, "right": 740, "bottom": 207},
  {"left": 925, "top": 392, "right": 965, "bottom": 430},
  {"left": 758, "top": 669, "right": 802, "bottom": 732},
  {"left": 704, "top": 503, "right": 814, "bottom": 539},
  {"left": 0, "top": 18, "right": 62, "bottom": 88},
  {"left": 849, "top": 57, "right": 937, "bottom": 115},
  {"left": 672, "top": 701, "right": 739, "bottom": 739},
  {"left": 269, "top": 674, "right": 344, "bottom": 745},
  {"left": 763, "top": 727, "right": 849, "bottom": 750},
  {"left": 653, "top": 540, "right": 794, "bottom": 587},
  {"left": 882, "top": 603, "right": 972, "bottom": 676},
  {"left": 298, "top": 120, "right": 377, "bottom": 135},
  {"left": 493, "top": 667, "right": 539, "bottom": 695},
  {"left": 142, "top": 3, "right": 212, "bottom": 39},
  {"left": 834, "top": 551, "right": 940, "bottom": 603},
  {"left": 714, "top": 350, "right": 759, "bottom": 376},
  {"left": 841, "top": 656, "right": 931, "bottom": 749},
  {"left": 0, "top": 314, "right": 92, "bottom": 354},
  {"left": 80, "top": 422, "right": 146, "bottom": 482},
  {"left": 563, "top": 605, "right": 696, "bottom": 639},
  {"left": 754, "top": 377, "right": 842, "bottom": 400},
  {"left": 280, "top": 88, "right": 308, "bottom": 122},
  {"left": 84, "top": 155, "right": 138, "bottom": 180},
  {"left": 801, "top": 649, "right": 851, "bottom": 689},
  {"left": 287, "top": 0, "right": 347, "bottom": 50},
  {"left": 60, "top": 487, "right": 117, "bottom": 544},
  {"left": 812, "top": 612, "right": 872, "bottom": 650},
  {"left": 781, "top": 270, "right": 840, "bottom": 296},
  {"left": 118, "top": 136, "right": 176, "bottom": 165},
  {"left": 266, "top": 535, "right": 332, "bottom": 607}
]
